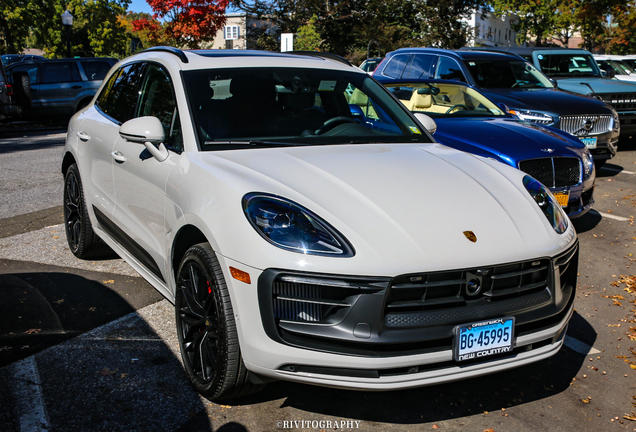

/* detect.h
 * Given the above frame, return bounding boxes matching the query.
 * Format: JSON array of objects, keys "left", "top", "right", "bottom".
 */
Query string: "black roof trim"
[
  {"left": 142, "top": 46, "right": 189, "bottom": 63},
  {"left": 288, "top": 51, "right": 353, "bottom": 67}
]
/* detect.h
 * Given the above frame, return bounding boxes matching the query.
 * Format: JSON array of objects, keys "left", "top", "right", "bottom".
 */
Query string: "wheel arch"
[
  {"left": 171, "top": 224, "right": 209, "bottom": 281},
  {"left": 61, "top": 152, "right": 77, "bottom": 176}
]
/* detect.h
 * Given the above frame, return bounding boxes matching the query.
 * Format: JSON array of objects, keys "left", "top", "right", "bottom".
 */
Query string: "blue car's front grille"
[{"left": 519, "top": 157, "right": 581, "bottom": 188}]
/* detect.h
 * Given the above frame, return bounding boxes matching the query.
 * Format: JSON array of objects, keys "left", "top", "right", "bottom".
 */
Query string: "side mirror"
[
  {"left": 349, "top": 104, "right": 365, "bottom": 119},
  {"left": 119, "top": 116, "right": 169, "bottom": 162},
  {"left": 413, "top": 112, "right": 437, "bottom": 134},
  {"left": 606, "top": 69, "right": 616, "bottom": 78}
]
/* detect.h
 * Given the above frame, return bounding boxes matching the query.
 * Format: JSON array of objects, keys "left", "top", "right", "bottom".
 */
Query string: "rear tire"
[
  {"left": 175, "top": 243, "right": 264, "bottom": 401},
  {"left": 63, "top": 164, "right": 114, "bottom": 259},
  {"left": 13, "top": 72, "right": 31, "bottom": 108}
]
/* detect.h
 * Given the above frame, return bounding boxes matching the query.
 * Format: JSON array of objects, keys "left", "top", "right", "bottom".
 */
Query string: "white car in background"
[
  {"left": 594, "top": 54, "right": 636, "bottom": 81},
  {"left": 62, "top": 47, "right": 579, "bottom": 400}
]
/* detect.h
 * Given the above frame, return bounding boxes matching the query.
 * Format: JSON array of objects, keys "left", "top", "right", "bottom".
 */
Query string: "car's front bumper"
[{"left": 221, "top": 241, "right": 578, "bottom": 390}]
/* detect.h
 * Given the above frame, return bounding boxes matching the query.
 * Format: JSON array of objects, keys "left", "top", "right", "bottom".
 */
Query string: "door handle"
[
  {"left": 76, "top": 131, "right": 90, "bottom": 141},
  {"left": 71, "top": 85, "right": 82, "bottom": 89},
  {"left": 111, "top": 151, "right": 126, "bottom": 164}
]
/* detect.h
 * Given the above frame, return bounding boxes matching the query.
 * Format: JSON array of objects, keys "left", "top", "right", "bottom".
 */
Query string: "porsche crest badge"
[{"left": 463, "top": 231, "right": 477, "bottom": 243}]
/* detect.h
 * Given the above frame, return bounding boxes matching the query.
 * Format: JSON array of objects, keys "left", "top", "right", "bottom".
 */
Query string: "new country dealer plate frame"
[{"left": 453, "top": 317, "right": 515, "bottom": 362}]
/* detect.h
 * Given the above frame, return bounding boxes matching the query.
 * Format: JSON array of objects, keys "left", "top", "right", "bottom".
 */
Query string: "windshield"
[
  {"left": 463, "top": 59, "right": 553, "bottom": 89},
  {"left": 537, "top": 53, "right": 601, "bottom": 78},
  {"left": 183, "top": 67, "right": 431, "bottom": 149},
  {"left": 384, "top": 82, "right": 506, "bottom": 118}
]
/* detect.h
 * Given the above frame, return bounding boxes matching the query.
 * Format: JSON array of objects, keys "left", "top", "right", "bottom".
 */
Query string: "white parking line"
[
  {"left": 563, "top": 335, "right": 601, "bottom": 355},
  {"left": 598, "top": 212, "right": 631, "bottom": 222},
  {"left": 9, "top": 357, "right": 50, "bottom": 432}
]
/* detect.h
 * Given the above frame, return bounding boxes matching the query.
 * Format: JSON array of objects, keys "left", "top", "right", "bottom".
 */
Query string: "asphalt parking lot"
[{"left": 0, "top": 127, "right": 634, "bottom": 431}]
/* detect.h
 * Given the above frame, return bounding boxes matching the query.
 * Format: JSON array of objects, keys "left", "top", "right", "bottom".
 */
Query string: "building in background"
[{"left": 464, "top": 9, "right": 518, "bottom": 48}]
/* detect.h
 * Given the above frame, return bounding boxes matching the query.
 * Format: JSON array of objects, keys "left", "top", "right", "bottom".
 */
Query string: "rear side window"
[
  {"left": 96, "top": 62, "right": 144, "bottom": 124},
  {"left": 42, "top": 62, "right": 81, "bottom": 84},
  {"left": 434, "top": 57, "right": 466, "bottom": 82},
  {"left": 382, "top": 54, "right": 411, "bottom": 78},
  {"left": 81, "top": 61, "right": 112, "bottom": 81},
  {"left": 403, "top": 54, "right": 435, "bottom": 79}
]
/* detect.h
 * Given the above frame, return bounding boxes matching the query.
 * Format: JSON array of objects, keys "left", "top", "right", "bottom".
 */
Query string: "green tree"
[
  {"left": 1, "top": 0, "right": 130, "bottom": 58},
  {"left": 489, "top": 0, "right": 558, "bottom": 46},
  {"left": 294, "top": 15, "right": 321, "bottom": 51}
]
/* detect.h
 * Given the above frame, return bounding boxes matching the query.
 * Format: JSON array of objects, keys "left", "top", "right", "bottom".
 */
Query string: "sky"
[{"left": 128, "top": 0, "right": 154, "bottom": 15}]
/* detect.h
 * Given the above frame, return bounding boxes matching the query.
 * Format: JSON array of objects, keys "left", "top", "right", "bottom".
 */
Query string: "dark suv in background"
[
  {"left": 373, "top": 48, "right": 620, "bottom": 167},
  {"left": 0, "top": 61, "right": 27, "bottom": 122},
  {"left": 6, "top": 57, "right": 117, "bottom": 117}
]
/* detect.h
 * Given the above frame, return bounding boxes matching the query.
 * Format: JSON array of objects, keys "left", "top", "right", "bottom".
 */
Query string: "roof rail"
[
  {"left": 142, "top": 46, "right": 189, "bottom": 63},
  {"left": 288, "top": 51, "right": 352, "bottom": 67}
]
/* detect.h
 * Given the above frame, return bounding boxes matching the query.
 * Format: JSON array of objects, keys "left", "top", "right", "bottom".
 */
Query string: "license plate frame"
[
  {"left": 454, "top": 317, "right": 515, "bottom": 362},
  {"left": 579, "top": 136, "right": 597, "bottom": 149}
]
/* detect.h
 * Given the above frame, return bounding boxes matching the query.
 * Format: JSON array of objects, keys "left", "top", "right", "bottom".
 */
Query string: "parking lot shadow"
[
  {"left": 0, "top": 262, "right": 213, "bottom": 432},
  {"left": 571, "top": 209, "right": 603, "bottom": 234},
  {"left": 227, "top": 312, "right": 594, "bottom": 426}
]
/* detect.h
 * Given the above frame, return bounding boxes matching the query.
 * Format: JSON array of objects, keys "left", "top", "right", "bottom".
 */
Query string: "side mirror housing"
[
  {"left": 413, "top": 112, "right": 437, "bottom": 134},
  {"left": 119, "top": 116, "right": 169, "bottom": 162}
]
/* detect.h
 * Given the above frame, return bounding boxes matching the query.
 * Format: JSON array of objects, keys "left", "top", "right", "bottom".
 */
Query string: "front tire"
[
  {"left": 175, "top": 243, "right": 264, "bottom": 400},
  {"left": 63, "top": 164, "right": 113, "bottom": 259}
]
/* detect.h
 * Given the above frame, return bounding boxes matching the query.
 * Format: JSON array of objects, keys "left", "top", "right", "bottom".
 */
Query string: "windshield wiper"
[{"left": 204, "top": 140, "right": 297, "bottom": 147}]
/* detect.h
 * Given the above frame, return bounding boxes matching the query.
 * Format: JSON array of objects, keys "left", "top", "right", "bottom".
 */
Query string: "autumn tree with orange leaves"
[{"left": 133, "top": 0, "right": 230, "bottom": 49}]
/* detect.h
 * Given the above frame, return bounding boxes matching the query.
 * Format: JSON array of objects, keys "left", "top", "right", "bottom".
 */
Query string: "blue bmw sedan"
[{"left": 373, "top": 78, "right": 595, "bottom": 218}]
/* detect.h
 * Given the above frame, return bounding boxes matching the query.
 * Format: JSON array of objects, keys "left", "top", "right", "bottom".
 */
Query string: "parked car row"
[{"left": 1, "top": 56, "right": 117, "bottom": 119}]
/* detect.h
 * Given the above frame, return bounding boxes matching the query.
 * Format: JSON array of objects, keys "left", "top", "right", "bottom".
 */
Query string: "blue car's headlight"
[
  {"left": 523, "top": 176, "right": 568, "bottom": 234},
  {"left": 243, "top": 193, "right": 355, "bottom": 257},
  {"left": 581, "top": 148, "right": 594, "bottom": 179}
]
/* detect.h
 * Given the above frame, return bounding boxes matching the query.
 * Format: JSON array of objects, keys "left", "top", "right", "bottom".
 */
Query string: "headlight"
[
  {"left": 509, "top": 109, "right": 553, "bottom": 125},
  {"left": 580, "top": 148, "right": 594, "bottom": 179},
  {"left": 243, "top": 193, "right": 355, "bottom": 257},
  {"left": 522, "top": 176, "right": 568, "bottom": 234},
  {"left": 610, "top": 107, "right": 620, "bottom": 130}
]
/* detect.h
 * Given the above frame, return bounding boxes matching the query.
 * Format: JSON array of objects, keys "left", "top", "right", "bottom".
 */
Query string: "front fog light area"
[
  {"left": 523, "top": 176, "right": 568, "bottom": 234},
  {"left": 243, "top": 193, "right": 354, "bottom": 257}
]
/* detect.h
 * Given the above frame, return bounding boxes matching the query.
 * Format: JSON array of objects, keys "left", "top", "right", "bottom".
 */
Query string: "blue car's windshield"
[
  {"left": 384, "top": 82, "right": 507, "bottom": 118},
  {"left": 463, "top": 59, "right": 553, "bottom": 89},
  {"left": 183, "top": 67, "right": 432, "bottom": 149}
]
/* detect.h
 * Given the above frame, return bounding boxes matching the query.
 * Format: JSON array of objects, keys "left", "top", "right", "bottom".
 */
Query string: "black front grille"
[
  {"left": 519, "top": 157, "right": 581, "bottom": 188},
  {"left": 601, "top": 93, "right": 636, "bottom": 111},
  {"left": 383, "top": 259, "right": 550, "bottom": 327}
]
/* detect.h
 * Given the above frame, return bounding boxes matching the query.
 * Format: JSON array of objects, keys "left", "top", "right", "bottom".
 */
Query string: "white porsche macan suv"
[{"left": 62, "top": 47, "right": 579, "bottom": 400}]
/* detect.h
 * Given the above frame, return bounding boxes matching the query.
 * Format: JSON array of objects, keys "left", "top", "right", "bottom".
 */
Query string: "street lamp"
[{"left": 61, "top": 10, "right": 73, "bottom": 58}]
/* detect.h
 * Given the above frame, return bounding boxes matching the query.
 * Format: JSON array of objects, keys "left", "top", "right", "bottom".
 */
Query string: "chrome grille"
[
  {"left": 559, "top": 115, "right": 612, "bottom": 136},
  {"left": 518, "top": 157, "right": 581, "bottom": 188}
]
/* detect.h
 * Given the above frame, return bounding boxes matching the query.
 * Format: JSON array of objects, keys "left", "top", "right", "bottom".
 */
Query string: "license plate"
[
  {"left": 553, "top": 190, "right": 570, "bottom": 207},
  {"left": 454, "top": 317, "right": 514, "bottom": 361},
  {"left": 579, "top": 137, "right": 597, "bottom": 149}
]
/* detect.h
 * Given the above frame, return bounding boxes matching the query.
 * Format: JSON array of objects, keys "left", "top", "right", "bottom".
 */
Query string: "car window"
[
  {"left": 9, "top": 64, "right": 38, "bottom": 84},
  {"left": 382, "top": 54, "right": 411, "bottom": 78},
  {"left": 385, "top": 82, "right": 506, "bottom": 118},
  {"left": 42, "top": 62, "right": 81, "bottom": 84},
  {"left": 81, "top": 61, "right": 112, "bottom": 81},
  {"left": 434, "top": 57, "right": 466, "bottom": 82},
  {"left": 95, "top": 62, "right": 144, "bottom": 124},
  {"left": 537, "top": 53, "right": 601, "bottom": 78},
  {"left": 136, "top": 63, "right": 183, "bottom": 152},
  {"left": 463, "top": 59, "right": 553, "bottom": 89},
  {"left": 183, "top": 67, "right": 430, "bottom": 149},
  {"left": 403, "top": 54, "right": 435, "bottom": 79}
]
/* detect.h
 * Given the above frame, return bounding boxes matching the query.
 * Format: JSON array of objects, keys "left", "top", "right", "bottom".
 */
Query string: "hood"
[
  {"left": 553, "top": 77, "right": 636, "bottom": 95},
  {"left": 192, "top": 143, "right": 574, "bottom": 275},
  {"left": 479, "top": 88, "right": 612, "bottom": 115},
  {"left": 433, "top": 118, "right": 582, "bottom": 165}
]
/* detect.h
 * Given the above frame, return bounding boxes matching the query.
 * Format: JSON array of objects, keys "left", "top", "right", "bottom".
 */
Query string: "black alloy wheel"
[
  {"left": 175, "top": 243, "right": 264, "bottom": 400},
  {"left": 63, "top": 163, "right": 113, "bottom": 259}
]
